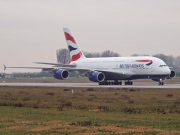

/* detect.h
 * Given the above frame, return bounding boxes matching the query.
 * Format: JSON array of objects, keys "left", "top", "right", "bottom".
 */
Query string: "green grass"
[{"left": 0, "top": 86, "right": 179, "bottom": 134}]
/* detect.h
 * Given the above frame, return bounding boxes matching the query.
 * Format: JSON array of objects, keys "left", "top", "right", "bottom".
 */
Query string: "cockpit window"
[{"left": 159, "top": 65, "right": 167, "bottom": 67}]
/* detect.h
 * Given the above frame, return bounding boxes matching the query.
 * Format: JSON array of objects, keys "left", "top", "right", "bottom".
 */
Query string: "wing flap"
[
  {"left": 34, "top": 62, "right": 76, "bottom": 67},
  {"left": 3, "top": 65, "right": 55, "bottom": 71}
]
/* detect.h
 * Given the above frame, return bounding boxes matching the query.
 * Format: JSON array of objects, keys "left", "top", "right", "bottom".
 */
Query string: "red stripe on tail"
[
  {"left": 64, "top": 32, "right": 76, "bottom": 44},
  {"left": 72, "top": 52, "right": 82, "bottom": 61}
]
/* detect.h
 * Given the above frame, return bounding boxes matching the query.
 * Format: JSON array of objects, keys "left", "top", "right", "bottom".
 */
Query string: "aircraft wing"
[
  {"left": 34, "top": 62, "right": 76, "bottom": 67},
  {"left": 3, "top": 64, "right": 133, "bottom": 80},
  {"left": 60, "top": 67, "right": 133, "bottom": 79},
  {"left": 3, "top": 65, "right": 88, "bottom": 72}
]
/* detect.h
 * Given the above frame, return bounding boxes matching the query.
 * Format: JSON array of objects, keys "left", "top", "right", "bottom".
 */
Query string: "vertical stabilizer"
[{"left": 63, "top": 27, "right": 86, "bottom": 61}]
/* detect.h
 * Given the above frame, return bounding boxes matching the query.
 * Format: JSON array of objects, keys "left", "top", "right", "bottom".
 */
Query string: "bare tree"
[
  {"left": 153, "top": 54, "right": 175, "bottom": 66},
  {"left": 153, "top": 54, "right": 180, "bottom": 71},
  {"left": 84, "top": 50, "right": 120, "bottom": 58},
  {"left": 56, "top": 48, "right": 70, "bottom": 64},
  {"left": 101, "top": 50, "right": 120, "bottom": 57},
  {"left": 84, "top": 52, "right": 101, "bottom": 58},
  {"left": 175, "top": 56, "right": 180, "bottom": 68},
  {"left": 57, "top": 49, "right": 120, "bottom": 62},
  {"left": 131, "top": 54, "right": 149, "bottom": 56}
]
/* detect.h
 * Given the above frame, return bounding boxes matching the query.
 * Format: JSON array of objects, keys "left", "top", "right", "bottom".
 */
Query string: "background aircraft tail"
[{"left": 63, "top": 27, "right": 86, "bottom": 62}]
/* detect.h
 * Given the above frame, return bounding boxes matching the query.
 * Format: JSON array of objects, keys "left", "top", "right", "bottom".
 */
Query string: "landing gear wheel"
[
  {"left": 114, "top": 81, "right": 122, "bottom": 85},
  {"left": 159, "top": 81, "right": 164, "bottom": 86},
  {"left": 124, "top": 81, "right": 133, "bottom": 85},
  {"left": 99, "top": 81, "right": 122, "bottom": 85}
]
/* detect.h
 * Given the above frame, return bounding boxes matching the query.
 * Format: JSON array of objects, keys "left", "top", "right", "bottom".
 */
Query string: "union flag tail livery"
[{"left": 63, "top": 27, "right": 86, "bottom": 62}]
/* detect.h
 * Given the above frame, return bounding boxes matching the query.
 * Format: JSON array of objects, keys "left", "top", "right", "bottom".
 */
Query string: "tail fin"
[{"left": 63, "top": 27, "right": 86, "bottom": 61}]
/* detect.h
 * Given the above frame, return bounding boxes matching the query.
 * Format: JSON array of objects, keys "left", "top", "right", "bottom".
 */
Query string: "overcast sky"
[{"left": 0, "top": 0, "right": 180, "bottom": 73}]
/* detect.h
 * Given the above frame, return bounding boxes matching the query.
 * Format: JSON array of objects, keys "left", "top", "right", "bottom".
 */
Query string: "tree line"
[
  {"left": 57, "top": 48, "right": 180, "bottom": 72},
  {"left": 56, "top": 49, "right": 120, "bottom": 63}
]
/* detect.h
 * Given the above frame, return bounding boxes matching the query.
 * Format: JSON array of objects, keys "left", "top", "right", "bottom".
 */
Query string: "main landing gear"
[
  {"left": 99, "top": 80, "right": 133, "bottom": 85},
  {"left": 124, "top": 80, "right": 133, "bottom": 85},
  {"left": 99, "top": 81, "right": 122, "bottom": 85}
]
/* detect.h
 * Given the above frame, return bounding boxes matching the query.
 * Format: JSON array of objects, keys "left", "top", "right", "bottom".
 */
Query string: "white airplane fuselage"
[{"left": 70, "top": 56, "right": 171, "bottom": 80}]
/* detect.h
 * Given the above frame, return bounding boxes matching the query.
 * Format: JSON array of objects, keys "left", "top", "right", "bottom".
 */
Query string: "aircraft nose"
[{"left": 166, "top": 68, "right": 171, "bottom": 75}]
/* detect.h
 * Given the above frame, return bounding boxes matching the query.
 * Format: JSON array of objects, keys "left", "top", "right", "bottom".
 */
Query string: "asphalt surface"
[{"left": 0, "top": 83, "right": 180, "bottom": 88}]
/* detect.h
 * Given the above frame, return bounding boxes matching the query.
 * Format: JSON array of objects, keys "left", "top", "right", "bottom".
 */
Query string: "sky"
[{"left": 0, "top": 0, "right": 180, "bottom": 73}]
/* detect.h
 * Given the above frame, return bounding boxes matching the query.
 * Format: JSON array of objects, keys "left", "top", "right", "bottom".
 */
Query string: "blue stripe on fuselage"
[{"left": 146, "top": 62, "right": 153, "bottom": 66}]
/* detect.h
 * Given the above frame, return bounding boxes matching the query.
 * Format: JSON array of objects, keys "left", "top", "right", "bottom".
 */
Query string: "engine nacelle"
[
  {"left": 53, "top": 69, "right": 69, "bottom": 80},
  {"left": 88, "top": 71, "right": 105, "bottom": 82},
  {"left": 167, "top": 70, "right": 176, "bottom": 79}
]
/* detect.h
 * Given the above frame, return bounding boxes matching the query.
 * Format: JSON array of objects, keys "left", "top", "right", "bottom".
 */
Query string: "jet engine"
[
  {"left": 53, "top": 69, "right": 69, "bottom": 80},
  {"left": 167, "top": 70, "right": 176, "bottom": 79},
  {"left": 88, "top": 71, "right": 105, "bottom": 82}
]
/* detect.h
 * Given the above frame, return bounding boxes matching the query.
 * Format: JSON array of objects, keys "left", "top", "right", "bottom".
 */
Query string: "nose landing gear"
[{"left": 159, "top": 79, "right": 164, "bottom": 86}]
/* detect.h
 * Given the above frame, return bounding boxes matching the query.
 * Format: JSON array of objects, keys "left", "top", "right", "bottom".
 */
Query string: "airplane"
[{"left": 4, "top": 27, "right": 176, "bottom": 85}]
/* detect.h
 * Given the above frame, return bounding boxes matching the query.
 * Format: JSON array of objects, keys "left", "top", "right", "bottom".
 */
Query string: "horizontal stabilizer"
[{"left": 3, "top": 65, "right": 7, "bottom": 71}]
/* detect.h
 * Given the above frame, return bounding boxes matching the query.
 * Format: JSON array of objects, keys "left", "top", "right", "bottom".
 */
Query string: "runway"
[{"left": 0, "top": 83, "right": 180, "bottom": 88}]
